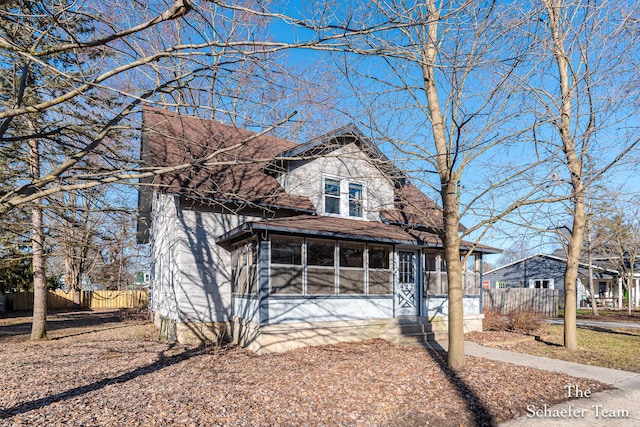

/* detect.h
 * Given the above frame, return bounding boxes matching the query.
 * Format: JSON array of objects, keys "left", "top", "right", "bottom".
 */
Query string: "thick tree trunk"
[
  {"left": 29, "top": 130, "right": 47, "bottom": 340},
  {"left": 31, "top": 204, "right": 47, "bottom": 340},
  {"left": 563, "top": 200, "right": 585, "bottom": 352},
  {"left": 419, "top": 0, "right": 466, "bottom": 370},
  {"left": 443, "top": 225, "right": 464, "bottom": 370},
  {"left": 545, "top": 0, "right": 583, "bottom": 352}
]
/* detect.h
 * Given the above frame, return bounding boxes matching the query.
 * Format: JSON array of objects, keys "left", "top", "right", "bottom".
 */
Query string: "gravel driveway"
[{"left": 0, "top": 310, "right": 607, "bottom": 426}]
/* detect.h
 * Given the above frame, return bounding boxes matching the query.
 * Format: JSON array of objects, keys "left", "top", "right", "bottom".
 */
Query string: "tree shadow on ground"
[
  {"left": 0, "top": 343, "right": 211, "bottom": 420},
  {"left": 416, "top": 342, "right": 496, "bottom": 427},
  {"left": 534, "top": 335, "right": 564, "bottom": 347},
  {"left": 577, "top": 325, "right": 640, "bottom": 338},
  {"left": 0, "top": 310, "right": 132, "bottom": 341}
]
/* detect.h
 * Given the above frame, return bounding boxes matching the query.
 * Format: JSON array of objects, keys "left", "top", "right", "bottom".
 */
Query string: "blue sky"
[{"left": 265, "top": 1, "right": 640, "bottom": 258}]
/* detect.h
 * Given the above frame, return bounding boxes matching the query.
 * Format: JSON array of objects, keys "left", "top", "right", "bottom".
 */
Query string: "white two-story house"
[{"left": 137, "top": 106, "right": 499, "bottom": 353}]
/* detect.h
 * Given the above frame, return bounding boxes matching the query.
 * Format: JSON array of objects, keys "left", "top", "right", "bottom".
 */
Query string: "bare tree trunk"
[
  {"left": 545, "top": 0, "right": 584, "bottom": 352},
  {"left": 419, "top": 0, "right": 466, "bottom": 370},
  {"left": 443, "top": 229, "right": 464, "bottom": 370},
  {"left": 564, "top": 201, "right": 585, "bottom": 351},
  {"left": 29, "top": 124, "right": 47, "bottom": 340}
]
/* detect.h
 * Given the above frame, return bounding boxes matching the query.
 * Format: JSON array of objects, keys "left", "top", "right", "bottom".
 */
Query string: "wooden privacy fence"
[
  {"left": 5, "top": 290, "right": 148, "bottom": 311},
  {"left": 483, "top": 288, "right": 559, "bottom": 317}
]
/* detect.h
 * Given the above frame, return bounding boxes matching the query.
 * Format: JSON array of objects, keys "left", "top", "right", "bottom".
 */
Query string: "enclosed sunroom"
[{"left": 219, "top": 215, "right": 495, "bottom": 354}]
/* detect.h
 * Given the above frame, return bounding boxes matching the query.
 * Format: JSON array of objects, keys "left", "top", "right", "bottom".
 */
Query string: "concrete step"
[
  {"left": 382, "top": 331, "right": 434, "bottom": 345},
  {"left": 379, "top": 317, "right": 447, "bottom": 345}
]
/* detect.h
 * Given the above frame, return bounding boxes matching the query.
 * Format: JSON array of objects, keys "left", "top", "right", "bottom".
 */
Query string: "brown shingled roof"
[
  {"left": 218, "top": 214, "right": 442, "bottom": 245},
  {"left": 141, "top": 106, "right": 315, "bottom": 211},
  {"left": 140, "top": 107, "right": 470, "bottom": 241},
  {"left": 217, "top": 215, "right": 500, "bottom": 254}
]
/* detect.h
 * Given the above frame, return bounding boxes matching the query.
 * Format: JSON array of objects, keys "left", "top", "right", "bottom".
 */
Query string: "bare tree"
[
  {"left": 1, "top": 0, "right": 404, "bottom": 339},
  {"left": 520, "top": 0, "right": 640, "bottom": 350},
  {"left": 328, "top": 0, "right": 552, "bottom": 370}
]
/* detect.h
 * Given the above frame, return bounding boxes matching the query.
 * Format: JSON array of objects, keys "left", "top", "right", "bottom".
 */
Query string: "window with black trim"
[{"left": 532, "top": 279, "right": 552, "bottom": 289}]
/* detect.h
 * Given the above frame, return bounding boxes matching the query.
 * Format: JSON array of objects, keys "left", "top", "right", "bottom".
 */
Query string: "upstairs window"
[
  {"left": 348, "top": 183, "right": 363, "bottom": 217},
  {"left": 324, "top": 178, "right": 341, "bottom": 214},
  {"left": 323, "top": 177, "right": 365, "bottom": 218}
]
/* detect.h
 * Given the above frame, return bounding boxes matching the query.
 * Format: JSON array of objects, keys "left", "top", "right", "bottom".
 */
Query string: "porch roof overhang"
[{"left": 216, "top": 215, "right": 501, "bottom": 254}]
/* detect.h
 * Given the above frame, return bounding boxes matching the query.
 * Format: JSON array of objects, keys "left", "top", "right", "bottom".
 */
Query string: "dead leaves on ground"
[{"left": 0, "top": 313, "right": 608, "bottom": 426}]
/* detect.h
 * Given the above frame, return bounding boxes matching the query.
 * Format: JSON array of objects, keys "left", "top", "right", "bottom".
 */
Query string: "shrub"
[
  {"left": 483, "top": 308, "right": 548, "bottom": 335},
  {"left": 483, "top": 308, "right": 511, "bottom": 331},
  {"left": 508, "top": 309, "right": 547, "bottom": 335}
]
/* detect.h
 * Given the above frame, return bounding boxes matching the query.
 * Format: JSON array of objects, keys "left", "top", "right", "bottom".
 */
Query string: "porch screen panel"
[
  {"left": 246, "top": 240, "right": 257, "bottom": 294},
  {"left": 424, "top": 251, "right": 439, "bottom": 294},
  {"left": 368, "top": 244, "right": 392, "bottom": 294},
  {"left": 271, "top": 267, "right": 303, "bottom": 294},
  {"left": 232, "top": 242, "right": 256, "bottom": 295},
  {"left": 339, "top": 242, "right": 365, "bottom": 294},
  {"left": 462, "top": 255, "right": 480, "bottom": 295},
  {"left": 238, "top": 257, "right": 247, "bottom": 294},
  {"left": 307, "top": 269, "right": 335, "bottom": 294},
  {"left": 270, "top": 237, "right": 303, "bottom": 294},
  {"left": 231, "top": 245, "right": 241, "bottom": 294},
  {"left": 307, "top": 239, "right": 336, "bottom": 294}
]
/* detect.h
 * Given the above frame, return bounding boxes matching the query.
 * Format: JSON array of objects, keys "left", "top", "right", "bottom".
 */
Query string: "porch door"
[{"left": 396, "top": 251, "right": 419, "bottom": 316}]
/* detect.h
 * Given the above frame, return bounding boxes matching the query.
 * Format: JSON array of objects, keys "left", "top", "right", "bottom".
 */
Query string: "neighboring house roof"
[
  {"left": 484, "top": 253, "right": 619, "bottom": 276},
  {"left": 216, "top": 215, "right": 500, "bottom": 254}
]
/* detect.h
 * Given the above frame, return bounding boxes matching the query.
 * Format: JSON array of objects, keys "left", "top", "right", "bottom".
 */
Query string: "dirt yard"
[{"left": 0, "top": 310, "right": 608, "bottom": 426}]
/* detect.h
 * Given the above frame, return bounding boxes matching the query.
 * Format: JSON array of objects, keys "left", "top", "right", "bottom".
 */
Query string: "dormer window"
[
  {"left": 348, "top": 183, "right": 363, "bottom": 217},
  {"left": 324, "top": 178, "right": 341, "bottom": 214},
  {"left": 323, "top": 177, "right": 365, "bottom": 218}
]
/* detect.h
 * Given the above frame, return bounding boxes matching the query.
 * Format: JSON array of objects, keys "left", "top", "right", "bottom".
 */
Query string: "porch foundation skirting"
[
  {"left": 151, "top": 311, "right": 484, "bottom": 351},
  {"left": 151, "top": 311, "right": 231, "bottom": 344},
  {"left": 426, "top": 314, "right": 484, "bottom": 334},
  {"left": 232, "top": 316, "right": 391, "bottom": 354},
  {"left": 231, "top": 314, "right": 484, "bottom": 354}
]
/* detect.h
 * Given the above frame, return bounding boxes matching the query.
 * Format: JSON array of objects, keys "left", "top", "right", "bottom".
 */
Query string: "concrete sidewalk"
[
  {"left": 441, "top": 340, "right": 640, "bottom": 426},
  {"left": 548, "top": 318, "right": 640, "bottom": 330}
]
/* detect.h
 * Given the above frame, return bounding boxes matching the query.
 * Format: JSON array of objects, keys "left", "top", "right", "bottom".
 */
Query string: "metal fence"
[
  {"left": 4, "top": 290, "right": 148, "bottom": 311},
  {"left": 483, "top": 288, "right": 558, "bottom": 317}
]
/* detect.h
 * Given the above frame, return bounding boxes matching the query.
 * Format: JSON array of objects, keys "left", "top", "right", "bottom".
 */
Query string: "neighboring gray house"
[
  {"left": 137, "top": 107, "right": 499, "bottom": 353},
  {"left": 483, "top": 253, "right": 631, "bottom": 308}
]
